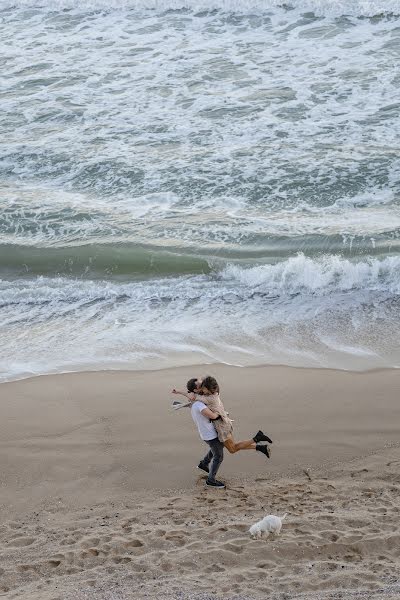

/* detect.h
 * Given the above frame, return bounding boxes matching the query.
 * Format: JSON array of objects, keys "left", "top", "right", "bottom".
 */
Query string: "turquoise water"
[{"left": 1, "top": 0, "right": 400, "bottom": 380}]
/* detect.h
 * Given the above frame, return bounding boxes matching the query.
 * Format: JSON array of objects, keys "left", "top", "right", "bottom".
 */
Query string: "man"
[
  {"left": 172, "top": 377, "right": 225, "bottom": 488},
  {"left": 191, "top": 395, "right": 225, "bottom": 488}
]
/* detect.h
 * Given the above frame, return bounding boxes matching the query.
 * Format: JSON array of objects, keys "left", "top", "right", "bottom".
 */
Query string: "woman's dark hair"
[
  {"left": 201, "top": 375, "right": 219, "bottom": 394},
  {"left": 186, "top": 378, "right": 198, "bottom": 393}
]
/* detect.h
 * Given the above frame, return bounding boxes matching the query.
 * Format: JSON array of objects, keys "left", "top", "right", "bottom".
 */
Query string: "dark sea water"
[{"left": 1, "top": 0, "right": 400, "bottom": 381}]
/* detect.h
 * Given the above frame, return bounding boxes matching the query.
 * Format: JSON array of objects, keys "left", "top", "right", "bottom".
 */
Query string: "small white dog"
[{"left": 249, "top": 513, "right": 287, "bottom": 539}]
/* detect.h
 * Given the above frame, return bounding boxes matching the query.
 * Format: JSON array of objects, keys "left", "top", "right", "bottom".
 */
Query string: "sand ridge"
[{"left": 0, "top": 446, "right": 399, "bottom": 600}]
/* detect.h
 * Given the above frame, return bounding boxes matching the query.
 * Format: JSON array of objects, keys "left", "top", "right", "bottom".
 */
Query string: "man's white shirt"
[{"left": 190, "top": 400, "right": 217, "bottom": 441}]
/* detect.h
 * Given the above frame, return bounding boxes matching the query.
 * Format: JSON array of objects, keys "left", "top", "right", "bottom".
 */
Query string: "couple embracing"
[{"left": 172, "top": 375, "right": 272, "bottom": 489}]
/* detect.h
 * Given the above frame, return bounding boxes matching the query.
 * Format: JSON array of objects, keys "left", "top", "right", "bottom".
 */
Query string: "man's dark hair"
[{"left": 186, "top": 378, "right": 198, "bottom": 393}]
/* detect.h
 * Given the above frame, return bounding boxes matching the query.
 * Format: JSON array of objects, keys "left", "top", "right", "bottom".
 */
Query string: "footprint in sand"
[
  {"left": 154, "top": 529, "right": 166, "bottom": 537},
  {"left": 213, "top": 564, "right": 225, "bottom": 572},
  {"left": 231, "top": 524, "right": 248, "bottom": 532},
  {"left": 48, "top": 559, "right": 62, "bottom": 568},
  {"left": 80, "top": 537, "right": 100, "bottom": 548},
  {"left": 113, "top": 556, "right": 132, "bottom": 564},
  {"left": 257, "top": 562, "right": 274, "bottom": 569},
  {"left": 344, "top": 553, "right": 361, "bottom": 563},
  {"left": 8, "top": 536, "right": 36, "bottom": 547},
  {"left": 345, "top": 518, "right": 368, "bottom": 528},
  {"left": 160, "top": 560, "right": 174, "bottom": 572},
  {"left": 102, "top": 535, "right": 113, "bottom": 542},
  {"left": 165, "top": 535, "right": 186, "bottom": 547},
  {"left": 60, "top": 537, "right": 77, "bottom": 546},
  {"left": 222, "top": 542, "right": 244, "bottom": 554},
  {"left": 124, "top": 539, "right": 144, "bottom": 549},
  {"left": 130, "top": 563, "right": 148, "bottom": 573},
  {"left": 80, "top": 548, "right": 99, "bottom": 558},
  {"left": 105, "top": 566, "right": 116, "bottom": 574},
  {"left": 17, "top": 564, "right": 38, "bottom": 573}
]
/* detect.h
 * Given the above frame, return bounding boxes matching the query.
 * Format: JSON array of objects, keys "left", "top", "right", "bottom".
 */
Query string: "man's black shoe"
[
  {"left": 206, "top": 479, "right": 225, "bottom": 488},
  {"left": 256, "top": 444, "right": 271, "bottom": 458},
  {"left": 253, "top": 430, "right": 273, "bottom": 444},
  {"left": 197, "top": 462, "right": 209, "bottom": 474}
]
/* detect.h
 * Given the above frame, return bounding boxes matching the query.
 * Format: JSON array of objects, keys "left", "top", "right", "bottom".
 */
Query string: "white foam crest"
[
  {"left": 234, "top": 194, "right": 400, "bottom": 237},
  {"left": 222, "top": 253, "right": 400, "bottom": 295},
  {"left": 0, "top": 183, "right": 182, "bottom": 245},
  {"left": 0, "top": 0, "right": 399, "bottom": 17},
  {"left": 330, "top": 190, "right": 396, "bottom": 210},
  {"left": 2, "top": 185, "right": 399, "bottom": 247},
  {"left": 2, "top": 254, "right": 400, "bottom": 313},
  {"left": 0, "top": 276, "right": 127, "bottom": 306}
]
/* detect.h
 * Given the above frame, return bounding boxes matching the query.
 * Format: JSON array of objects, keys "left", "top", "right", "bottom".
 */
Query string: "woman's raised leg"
[{"left": 223, "top": 436, "right": 256, "bottom": 454}]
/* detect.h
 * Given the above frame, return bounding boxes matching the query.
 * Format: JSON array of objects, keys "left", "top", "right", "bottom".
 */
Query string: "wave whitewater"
[
  {"left": 222, "top": 253, "right": 400, "bottom": 296},
  {"left": 1, "top": 0, "right": 400, "bottom": 17},
  {"left": 2, "top": 253, "right": 400, "bottom": 304},
  {"left": 1, "top": 256, "right": 400, "bottom": 380}
]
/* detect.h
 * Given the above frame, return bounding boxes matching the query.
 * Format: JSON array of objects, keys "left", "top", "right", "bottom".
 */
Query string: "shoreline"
[{"left": 1, "top": 359, "right": 399, "bottom": 387}]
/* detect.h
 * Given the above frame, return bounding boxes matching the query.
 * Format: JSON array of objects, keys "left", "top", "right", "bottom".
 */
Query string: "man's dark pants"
[{"left": 199, "top": 437, "right": 224, "bottom": 482}]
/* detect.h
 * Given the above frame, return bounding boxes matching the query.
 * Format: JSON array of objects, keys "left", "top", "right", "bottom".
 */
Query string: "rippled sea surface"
[{"left": 1, "top": 0, "right": 400, "bottom": 380}]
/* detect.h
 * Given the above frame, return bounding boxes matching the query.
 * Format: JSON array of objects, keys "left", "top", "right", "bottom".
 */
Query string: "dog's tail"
[{"left": 281, "top": 513, "right": 288, "bottom": 521}]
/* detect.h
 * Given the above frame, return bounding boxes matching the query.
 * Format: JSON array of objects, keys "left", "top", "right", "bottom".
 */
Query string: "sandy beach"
[{"left": 0, "top": 365, "right": 399, "bottom": 599}]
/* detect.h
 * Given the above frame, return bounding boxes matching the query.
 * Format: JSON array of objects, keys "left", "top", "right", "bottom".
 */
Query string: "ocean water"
[{"left": 1, "top": 0, "right": 400, "bottom": 381}]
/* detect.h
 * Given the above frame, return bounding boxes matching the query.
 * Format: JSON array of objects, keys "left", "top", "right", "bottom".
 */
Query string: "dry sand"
[{"left": 0, "top": 365, "right": 399, "bottom": 599}]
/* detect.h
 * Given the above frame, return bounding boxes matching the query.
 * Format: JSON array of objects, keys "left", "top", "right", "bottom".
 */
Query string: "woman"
[{"left": 196, "top": 375, "right": 272, "bottom": 456}]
